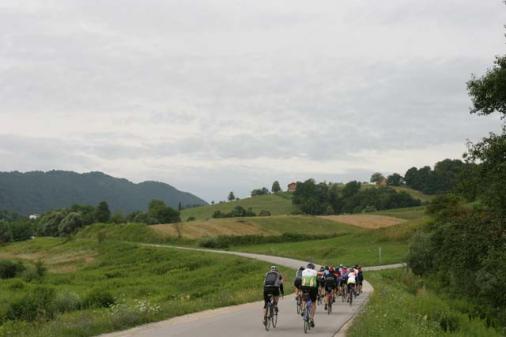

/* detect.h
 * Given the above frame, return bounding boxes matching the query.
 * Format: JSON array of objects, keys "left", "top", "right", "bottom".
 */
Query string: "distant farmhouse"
[{"left": 287, "top": 182, "right": 297, "bottom": 192}]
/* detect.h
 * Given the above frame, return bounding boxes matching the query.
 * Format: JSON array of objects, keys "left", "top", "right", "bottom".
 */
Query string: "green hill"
[
  {"left": 180, "top": 192, "right": 294, "bottom": 220},
  {"left": 0, "top": 170, "right": 207, "bottom": 215}
]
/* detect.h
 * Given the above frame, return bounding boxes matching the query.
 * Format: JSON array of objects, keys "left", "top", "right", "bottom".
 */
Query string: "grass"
[
  {"left": 348, "top": 269, "right": 503, "bottom": 337},
  {"left": 180, "top": 193, "right": 295, "bottom": 220},
  {"left": 0, "top": 238, "right": 292, "bottom": 337}
]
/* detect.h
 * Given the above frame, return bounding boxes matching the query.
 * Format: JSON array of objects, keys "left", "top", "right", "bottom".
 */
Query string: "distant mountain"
[{"left": 0, "top": 170, "right": 207, "bottom": 215}]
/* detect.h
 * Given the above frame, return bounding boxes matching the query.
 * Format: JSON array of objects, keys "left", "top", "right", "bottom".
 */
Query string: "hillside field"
[
  {"left": 180, "top": 192, "right": 294, "bottom": 220},
  {"left": 0, "top": 238, "right": 291, "bottom": 337},
  {"left": 180, "top": 186, "right": 431, "bottom": 221}
]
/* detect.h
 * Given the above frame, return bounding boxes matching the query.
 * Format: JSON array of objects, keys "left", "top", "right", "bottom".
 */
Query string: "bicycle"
[
  {"left": 326, "top": 290, "right": 333, "bottom": 314},
  {"left": 341, "top": 283, "right": 347, "bottom": 303},
  {"left": 347, "top": 284, "right": 356, "bottom": 305},
  {"left": 296, "top": 292, "right": 303, "bottom": 314},
  {"left": 302, "top": 293, "right": 313, "bottom": 333},
  {"left": 263, "top": 294, "right": 278, "bottom": 331}
]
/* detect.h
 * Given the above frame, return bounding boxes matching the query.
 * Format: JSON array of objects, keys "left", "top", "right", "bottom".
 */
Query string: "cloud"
[{"left": 0, "top": 0, "right": 505, "bottom": 201}]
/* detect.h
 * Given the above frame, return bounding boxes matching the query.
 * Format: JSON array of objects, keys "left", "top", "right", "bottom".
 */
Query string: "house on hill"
[{"left": 287, "top": 182, "right": 297, "bottom": 192}]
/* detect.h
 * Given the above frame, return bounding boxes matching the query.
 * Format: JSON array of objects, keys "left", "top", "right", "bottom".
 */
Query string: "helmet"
[
  {"left": 271, "top": 266, "right": 277, "bottom": 271},
  {"left": 299, "top": 266, "right": 305, "bottom": 271},
  {"left": 307, "top": 263, "right": 315, "bottom": 270},
  {"left": 339, "top": 264, "right": 343, "bottom": 268},
  {"left": 319, "top": 266, "right": 324, "bottom": 272},
  {"left": 324, "top": 266, "right": 329, "bottom": 270}
]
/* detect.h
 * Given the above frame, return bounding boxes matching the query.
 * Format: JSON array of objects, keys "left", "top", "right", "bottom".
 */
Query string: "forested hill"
[{"left": 0, "top": 171, "right": 207, "bottom": 215}]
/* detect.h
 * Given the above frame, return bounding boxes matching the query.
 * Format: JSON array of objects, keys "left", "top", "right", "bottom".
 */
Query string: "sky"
[{"left": 1, "top": 0, "right": 505, "bottom": 202}]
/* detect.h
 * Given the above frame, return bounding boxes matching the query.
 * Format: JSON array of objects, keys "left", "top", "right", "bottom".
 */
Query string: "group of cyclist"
[{"left": 262, "top": 263, "right": 363, "bottom": 328}]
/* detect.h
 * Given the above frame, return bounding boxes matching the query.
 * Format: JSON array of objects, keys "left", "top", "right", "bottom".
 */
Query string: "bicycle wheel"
[
  {"left": 296, "top": 296, "right": 301, "bottom": 314},
  {"left": 327, "top": 296, "right": 332, "bottom": 314},
  {"left": 264, "top": 304, "right": 271, "bottom": 331},
  {"left": 271, "top": 304, "right": 278, "bottom": 328},
  {"left": 348, "top": 291, "right": 353, "bottom": 305}
]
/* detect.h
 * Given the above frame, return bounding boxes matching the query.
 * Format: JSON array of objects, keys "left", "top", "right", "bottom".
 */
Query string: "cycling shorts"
[
  {"left": 294, "top": 278, "right": 302, "bottom": 290},
  {"left": 263, "top": 286, "right": 280, "bottom": 307},
  {"left": 301, "top": 286, "right": 318, "bottom": 302}
]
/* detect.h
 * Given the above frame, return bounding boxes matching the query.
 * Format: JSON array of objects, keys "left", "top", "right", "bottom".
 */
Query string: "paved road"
[{"left": 99, "top": 245, "right": 403, "bottom": 337}]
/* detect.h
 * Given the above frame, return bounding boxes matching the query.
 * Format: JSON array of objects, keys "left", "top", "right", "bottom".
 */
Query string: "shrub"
[
  {"left": 7, "top": 286, "right": 56, "bottom": 321},
  {"left": 407, "top": 231, "right": 434, "bottom": 275},
  {"left": 0, "top": 259, "right": 25, "bottom": 279},
  {"left": 54, "top": 291, "right": 81, "bottom": 313},
  {"left": 186, "top": 216, "right": 196, "bottom": 222},
  {"left": 83, "top": 288, "right": 115, "bottom": 308},
  {"left": 259, "top": 210, "right": 271, "bottom": 216}
]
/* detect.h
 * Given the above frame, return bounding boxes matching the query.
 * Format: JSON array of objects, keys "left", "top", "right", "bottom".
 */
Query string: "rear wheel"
[
  {"left": 271, "top": 305, "right": 277, "bottom": 328},
  {"left": 327, "top": 295, "right": 332, "bottom": 314}
]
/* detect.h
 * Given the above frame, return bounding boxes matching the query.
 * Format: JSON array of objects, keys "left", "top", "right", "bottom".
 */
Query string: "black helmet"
[
  {"left": 299, "top": 266, "right": 305, "bottom": 271},
  {"left": 307, "top": 263, "right": 315, "bottom": 270}
]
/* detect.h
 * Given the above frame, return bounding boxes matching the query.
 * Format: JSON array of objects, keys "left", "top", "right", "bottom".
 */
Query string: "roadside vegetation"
[
  {"left": 348, "top": 269, "right": 503, "bottom": 337},
  {"left": 0, "top": 238, "right": 291, "bottom": 337}
]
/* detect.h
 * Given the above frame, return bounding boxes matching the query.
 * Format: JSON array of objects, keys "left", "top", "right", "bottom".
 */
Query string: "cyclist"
[
  {"left": 263, "top": 266, "right": 284, "bottom": 326},
  {"left": 317, "top": 266, "right": 325, "bottom": 302},
  {"left": 323, "top": 268, "right": 337, "bottom": 310},
  {"left": 331, "top": 266, "right": 341, "bottom": 299},
  {"left": 301, "top": 263, "right": 319, "bottom": 328},
  {"left": 347, "top": 267, "right": 357, "bottom": 298},
  {"left": 356, "top": 266, "right": 364, "bottom": 295},
  {"left": 294, "top": 266, "right": 304, "bottom": 298}
]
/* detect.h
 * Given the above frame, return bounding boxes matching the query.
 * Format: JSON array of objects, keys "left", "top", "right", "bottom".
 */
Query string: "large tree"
[
  {"left": 271, "top": 181, "right": 281, "bottom": 193},
  {"left": 386, "top": 173, "right": 403, "bottom": 186},
  {"left": 228, "top": 192, "right": 236, "bottom": 201},
  {"left": 95, "top": 201, "right": 111, "bottom": 223},
  {"left": 370, "top": 172, "right": 385, "bottom": 184},
  {"left": 467, "top": 56, "right": 506, "bottom": 118}
]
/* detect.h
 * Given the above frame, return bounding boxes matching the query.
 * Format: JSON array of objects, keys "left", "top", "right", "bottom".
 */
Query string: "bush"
[
  {"left": 259, "top": 210, "right": 271, "bottom": 216},
  {"left": 7, "top": 286, "right": 56, "bottom": 321},
  {"left": 83, "top": 288, "right": 115, "bottom": 308},
  {"left": 198, "top": 232, "right": 339, "bottom": 248},
  {"left": 186, "top": 216, "right": 196, "bottom": 222},
  {"left": 54, "top": 291, "right": 81, "bottom": 313},
  {"left": 407, "top": 231, "right": 434, "bottom": 275},
  {"left": 0, "top": 259, "right": 25, "bottom": 279}
]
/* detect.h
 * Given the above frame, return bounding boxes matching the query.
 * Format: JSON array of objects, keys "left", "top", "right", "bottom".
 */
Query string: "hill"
[
  {"left": 0, "top": 170, "right": 207, "bottom": 215},
  {"left": 180, "top": 192, "right": 294, "bottom": 220}
]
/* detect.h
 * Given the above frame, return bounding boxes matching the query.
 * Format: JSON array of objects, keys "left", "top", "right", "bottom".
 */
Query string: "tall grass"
[{"left": 348, "top": 269, "right": 503, "bottom": 337}]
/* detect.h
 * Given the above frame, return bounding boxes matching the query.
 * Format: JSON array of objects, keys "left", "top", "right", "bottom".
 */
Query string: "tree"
[
  {"left": 386, "top": 173, "right": 403, "bottom": 186},
  {"left": 148, "top": 200, "right": 180, "bottom": 224},
  {"left": 95, "top": 201, "right": 111, "bottom": 223},
  {"left": 110, "top": 212, "right": 125, "bottom": 224},
  {"left": 467, "top": 56, "right": 506, "bottom": 118},
  {"left": 370, "top": 172, "right": 385, "bottom": 184},
  {"left": 228, "top": 192, "right": 236, "bottom": 201},
  {"left": 251, "top": 187, "right": 270, "bottom": 197},
  {"left": 271, "top": 181, "right": 281, "bottom": 193},
  {"left": 0, "top": 220, "right": 12, "bottom": 244},
  {"left": 58, "top": 212, "right": 83, "bottom": 236}
]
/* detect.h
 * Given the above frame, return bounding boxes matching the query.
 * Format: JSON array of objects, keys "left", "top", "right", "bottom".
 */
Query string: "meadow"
[
  {"left": 0, "top": 238, "right": 292, "bottom": 337},
  {"left": 181, "top": 192, "right": 295, "bottom": 220},
  {"left": 348, "top": 269, "right": 503, "bottom": 337}
]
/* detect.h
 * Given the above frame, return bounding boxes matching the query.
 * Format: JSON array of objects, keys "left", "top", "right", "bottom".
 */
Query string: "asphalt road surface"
[{"left": 99, "top": 246, "right": 404, "bottom": 337}]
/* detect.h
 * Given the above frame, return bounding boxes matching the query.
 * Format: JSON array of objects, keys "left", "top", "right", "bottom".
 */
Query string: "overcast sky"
[{"left": 1, "top": 0, "right": 505, "bottom": 201}]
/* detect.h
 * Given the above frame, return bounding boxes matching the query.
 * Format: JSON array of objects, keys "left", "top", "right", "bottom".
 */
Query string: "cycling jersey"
[
  {"left": 301, "top": 268, "right": 318, "bottom": 288},
  {"left": 347, "top": 272, "right": 356, "bottom": 285}
]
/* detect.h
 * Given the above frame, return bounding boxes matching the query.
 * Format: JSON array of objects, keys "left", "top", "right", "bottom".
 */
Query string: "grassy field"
[
  {"left": 232, "top": 207, "right": 428, "bottom": 266},
  {"left": 348, "top": 269, "right": 503, "bottom": 337},
  {"left": 147, "top": 215, "right": 359, "bottom": 240},
  {"left": 180, "top": 193, "right": 294, "bottom": 220},
  {"left": 0, "top": 238, "right": 292, "bottom": 337}
]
